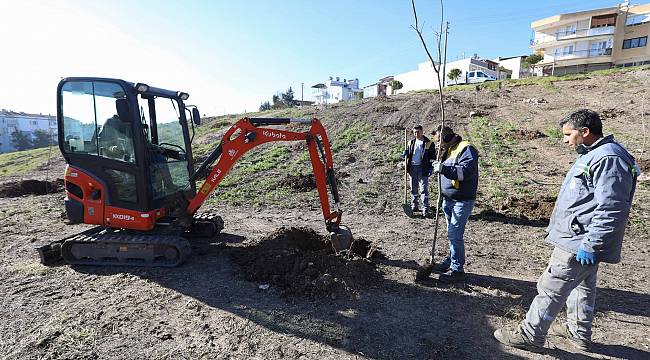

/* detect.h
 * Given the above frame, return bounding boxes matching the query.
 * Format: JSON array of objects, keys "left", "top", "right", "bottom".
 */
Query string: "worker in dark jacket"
[
  {"left": 431, "top": 126, "right": 479, "bottom": 283},
  {"left": 494, "top": 109, "right": 640, "bottom": 353},
  {"left": 403, "top": 124, "right": 436, "bottom": 216}
]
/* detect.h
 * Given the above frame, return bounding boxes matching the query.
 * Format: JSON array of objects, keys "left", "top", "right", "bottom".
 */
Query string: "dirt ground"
[{"left": 1, "top": 70, "right": 649, "bottom": 359}]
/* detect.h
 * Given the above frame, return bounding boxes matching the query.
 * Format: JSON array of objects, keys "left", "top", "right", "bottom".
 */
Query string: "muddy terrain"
[{"left": 1, "top": 69, "right": 649, "bottom": 359}]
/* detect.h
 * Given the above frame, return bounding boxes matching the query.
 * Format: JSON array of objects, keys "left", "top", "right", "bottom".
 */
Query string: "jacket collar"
[{"left": 584, "top": 134, "right": 613, "bottom": 153}]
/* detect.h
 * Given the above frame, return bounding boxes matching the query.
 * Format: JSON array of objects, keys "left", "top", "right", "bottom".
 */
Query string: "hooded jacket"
[{"left": 545, "top": 135, "right": 639, "bottom": 263}]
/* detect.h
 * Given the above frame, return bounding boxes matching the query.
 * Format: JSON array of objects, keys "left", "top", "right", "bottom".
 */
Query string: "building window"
[
  {"left": 622, "top": 36, "right": 648, "bottom": 49},
  {"left": 626, "top": 13, "right": 650, "bottom": 26}
]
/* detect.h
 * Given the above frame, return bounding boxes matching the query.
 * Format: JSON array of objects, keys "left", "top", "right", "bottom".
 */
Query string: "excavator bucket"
[{"left": 329, "top": 225, "right": 354, "bottom": 253}]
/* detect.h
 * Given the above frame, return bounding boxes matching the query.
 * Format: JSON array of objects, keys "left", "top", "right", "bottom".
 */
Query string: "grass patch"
[
  {"left": 331, "top": 122, "right": 372, "bottom": 152},
  {"left": 544, "top": 126, "right": 562, "bottom": 141},
  {"left": 0, "top": 147, "right": 56, "bottom": 176},
  {"left": 236, "top": 146, "right": 290, "bottom": 174},
  {"left": 209, "top": 176, "right": 291, "bottom": 206},
  {"left": 467, "top": 117, "right": 526, "bottom": 200}
]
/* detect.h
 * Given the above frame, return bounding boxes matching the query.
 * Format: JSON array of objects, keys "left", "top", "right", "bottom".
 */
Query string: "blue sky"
[{"left": 0, "top": 0, "right": 622, "bottom": 116}]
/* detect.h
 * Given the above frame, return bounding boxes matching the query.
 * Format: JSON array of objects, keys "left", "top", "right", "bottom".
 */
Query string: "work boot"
[
  {"left": 550, "top": 321, "right": 592, "bottom": 352},
  {"left": 493, "top": 326, "right": 544, "bottom": 353},
  {"left": 438, "top": 269, "right": 466, "bottom": 283}
]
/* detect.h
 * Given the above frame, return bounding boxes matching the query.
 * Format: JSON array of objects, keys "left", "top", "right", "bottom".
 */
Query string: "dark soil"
[
  {"left": 0, "top": 179, "right": 63, "bottom": 197},
  {"left": 496, "top": 196, "right": 556, "bottom": 221},
  {"left": 230, "top": 227, "right": 382, "bottom": 299},
  {"left": 504, "top": 129, "right": 547, "bottom": 141},
  {"left": 278, "top": 174, "right": 316, "bottom": 191}
]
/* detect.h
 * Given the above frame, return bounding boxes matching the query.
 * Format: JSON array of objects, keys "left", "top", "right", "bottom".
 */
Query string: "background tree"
[
  {"left": 259, "top": 101, "right": 271, "bottom": 111},
  {"left": 388, "top": 80, "right": 403, "bottom": 94},
  {"left": 31, "top": 129, "right": 53, "bottom": 148},
  {"left": 447, "top": 68, "right": 462, "bottom": 84},
  {"left": 523, "top": 53, "right": 543, "bottom": 75},
  {"left": 11, "top": 130, "right": 32, "bottom": 151},
  {"left": 281, "top": 87, "right": 297, "bottom": 107},
  {"left": 271, "top": 94, "right": 283, "bottom": 109}
]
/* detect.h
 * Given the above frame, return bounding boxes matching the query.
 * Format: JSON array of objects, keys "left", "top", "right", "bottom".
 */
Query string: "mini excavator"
[{"left": 37, "top": 77, "right": 352, "bottom": 267}]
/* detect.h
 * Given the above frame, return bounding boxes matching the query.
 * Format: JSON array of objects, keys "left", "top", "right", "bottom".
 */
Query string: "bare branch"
[
  {"left": 411, "top": 0, "right": 440, "bottom": 73},
  {"left": 411, "top": 0, "right": 449, "bottom": 266}
]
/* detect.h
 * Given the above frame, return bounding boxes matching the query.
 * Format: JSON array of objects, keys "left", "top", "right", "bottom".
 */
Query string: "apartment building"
[
  {"left": 311, "top": 77, "right": 360, "bottom": 105},
  {"left": 0, "top": 110, "right": 57, "bottom": 153},
  {"left": 531, "top": 2, "right": 650, "bottom": 76}
]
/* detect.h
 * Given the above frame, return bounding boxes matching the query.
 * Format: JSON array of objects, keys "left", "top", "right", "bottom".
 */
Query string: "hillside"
[{"left": 1, "top": 68, "right": 649, "bottom": 359}]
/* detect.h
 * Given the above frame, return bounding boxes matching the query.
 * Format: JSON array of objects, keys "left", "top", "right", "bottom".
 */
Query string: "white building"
[
  {"left": 530, "top": 2, "right": 650, "bottom": 76},
  {"left": 0, "top": 110, "right": 57, "bottom": 153},
  {"left": 393, "top": 61, "right": 441, "bottom": 94},
  {"left": 362, "top": 76, "right": 392, "bottom": 98},
  {"left": 311, "top": 77, "right": 360, "bottom": 105},
  {"left": 493, "top": 55, "right": 531, "bottom": 79}
]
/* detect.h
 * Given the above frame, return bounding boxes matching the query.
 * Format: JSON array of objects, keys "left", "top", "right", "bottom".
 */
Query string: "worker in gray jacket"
[{"left": 494, "top": 109, "right": 640, "bottom": 353}]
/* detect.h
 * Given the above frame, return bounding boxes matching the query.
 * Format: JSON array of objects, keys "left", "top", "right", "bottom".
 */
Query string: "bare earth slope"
[{"left": 1, "top": 69, "right": 649, "bottom": 359}]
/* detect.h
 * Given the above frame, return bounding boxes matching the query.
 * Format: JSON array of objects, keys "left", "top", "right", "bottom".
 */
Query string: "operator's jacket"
[
  {"left": 438, "top": 135, "right": 479, "bottom": 201},
  {"left": 405, "top": 135, "right": 436, "bottom": 177},
  {"left": 545, "top": 135, "right": 640, "bottom": 264}
]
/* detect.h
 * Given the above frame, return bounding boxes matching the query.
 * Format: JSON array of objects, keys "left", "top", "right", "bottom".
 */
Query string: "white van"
[
  {"left": 466, "top": 71, "right": 496, "bottom": 83},
  {"left": 447, "top": 70, "right": 496, "bottom": 86}
]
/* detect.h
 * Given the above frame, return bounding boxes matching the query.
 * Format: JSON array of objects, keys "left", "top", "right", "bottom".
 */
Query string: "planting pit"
[{"left": 0, "top": 179, "right": 63, "bottom": 198}]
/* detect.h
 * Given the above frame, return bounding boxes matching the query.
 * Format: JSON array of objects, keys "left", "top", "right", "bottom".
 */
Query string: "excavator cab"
[
  {"left": 39, "top": 77, "right": 353, "bottom": 267},
  {"left": 57, "top": 78, "right": 197, "bottom": 229}
]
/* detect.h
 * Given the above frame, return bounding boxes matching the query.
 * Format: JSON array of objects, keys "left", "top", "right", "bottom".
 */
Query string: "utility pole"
[{"left": 301, "top": 82, "right": 304, "bottom": 107}]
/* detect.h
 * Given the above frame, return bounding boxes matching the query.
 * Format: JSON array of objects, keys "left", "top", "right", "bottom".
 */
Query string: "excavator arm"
[{"left": 187, "top": 117, "right": 352, "bottom": 251}]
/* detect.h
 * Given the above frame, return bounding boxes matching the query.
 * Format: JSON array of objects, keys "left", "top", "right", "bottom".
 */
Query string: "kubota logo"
[
  {"left": 263, "top": 130, "right": 287, "bottom": 140},
  {"left": 112, "top": 213, "right": 135, "bottom": 221}
]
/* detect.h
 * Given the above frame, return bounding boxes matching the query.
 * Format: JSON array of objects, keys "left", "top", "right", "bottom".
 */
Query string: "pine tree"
[
  {"left": 281, "top": 87, "right": 296, "bottom": 107},
  {"left": 11, "top": 131, "right": 32, "bottom": 151}
]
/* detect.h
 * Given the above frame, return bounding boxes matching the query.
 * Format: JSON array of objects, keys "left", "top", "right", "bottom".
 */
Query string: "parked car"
[
  {"left": 466, "top": 71, "right": 496, "bottom": 83},
  {"left": 447, "top": 70, "right": 497, "bottom": 86}
]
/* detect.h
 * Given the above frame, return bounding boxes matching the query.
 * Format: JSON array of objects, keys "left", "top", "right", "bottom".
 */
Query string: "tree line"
[{"left": 10, "top": 129, "right": 55, "bottom": 151}]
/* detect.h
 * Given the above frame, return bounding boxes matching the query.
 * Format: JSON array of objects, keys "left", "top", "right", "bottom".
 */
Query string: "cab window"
[{"left": 61, "top": 81, "right": 135, "bottom": 163}]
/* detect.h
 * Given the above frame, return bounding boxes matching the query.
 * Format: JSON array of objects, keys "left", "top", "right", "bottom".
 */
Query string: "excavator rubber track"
[{"left": 59, "top": 229, "right": 191, "bottom": 267}]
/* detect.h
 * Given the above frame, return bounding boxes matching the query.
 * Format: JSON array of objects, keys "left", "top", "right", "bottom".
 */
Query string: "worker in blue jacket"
[
  {"left": 494, "top": 109, "right": 640, "bottom": 353},
  {"left": 430, "top": 125, "right": 479, "bottom": 283}
]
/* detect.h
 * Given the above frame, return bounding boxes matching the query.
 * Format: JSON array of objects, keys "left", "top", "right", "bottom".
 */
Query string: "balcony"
[
  {"left": 531, "top": 26, "right": 615, "bottom": 46},
  {"left": 554, "top": 48, "right": 612, "bottom": 60}
]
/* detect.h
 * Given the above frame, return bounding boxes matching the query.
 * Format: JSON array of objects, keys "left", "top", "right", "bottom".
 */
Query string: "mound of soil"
[
  {"left": 230, "top": 227, "right": 382, "bottom": 299},
  {"left": 496, "top": 196, "right": 555, "bottom": 221},
  {"left": 504, "top": 129, "right": 547, "bottom": 141},
  {"left": 278, "top": 174, "right": 316, "bottom": 191},
  {"left": 0, "top": 179, "right": 64, "bottom": 198}
]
